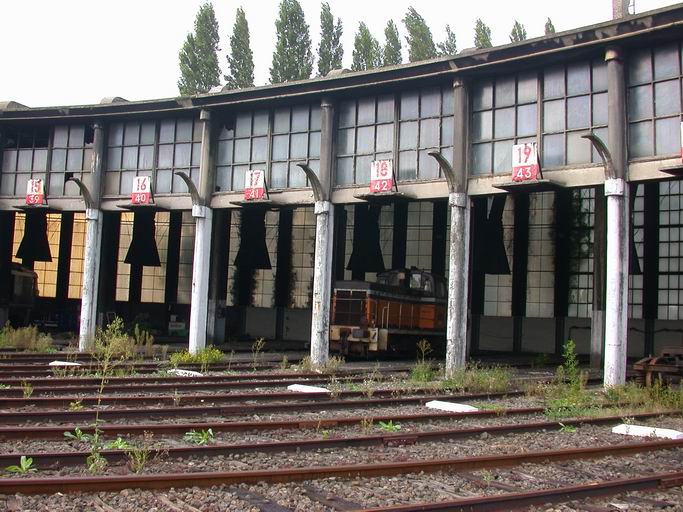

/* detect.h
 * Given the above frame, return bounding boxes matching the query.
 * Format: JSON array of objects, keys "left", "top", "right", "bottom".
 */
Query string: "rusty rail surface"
[
  {"left": 0, "top": 439, "right": 680, "bottom": 495},
  {"left": 1, "top": 411, "right": 677, "bottom": 468}
]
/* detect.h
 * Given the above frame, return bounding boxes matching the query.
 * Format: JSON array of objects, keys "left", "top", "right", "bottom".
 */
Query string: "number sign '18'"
[
  {"left": 131, "top": 176, "right": 151, "bottom": 204},
  {"left": 370, "top": 159, "right": 394, "bottom": 193},
  {"left": 25, "top": 178, "right": 44, "bottom": 205},
  {"left": 244, "top": 170, "right": 266, "bottom": 200},
  {"left": 512, "top": 142, "right": 540, "bottom": 182}
]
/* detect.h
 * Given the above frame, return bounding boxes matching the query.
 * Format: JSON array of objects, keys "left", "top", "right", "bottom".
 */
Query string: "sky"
[{"left": 0, "top": 0, "right": 677, "bottom": 108}]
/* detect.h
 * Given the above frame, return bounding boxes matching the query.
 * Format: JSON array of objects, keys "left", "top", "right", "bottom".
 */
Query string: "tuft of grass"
[
  {"left": 251, "top": 338, "right": 266, "bottom": 370},
  {"left": 442, "top": 363, "right": 513, "bottom": 393},
  {"left": 411, "top": 339, "right": 436, "bottom": 383},
  {"left": 170, "top": 346, "right": 223, "bottom": 372},
  {"left": 21, "top": 380, "right": 33, "bottom": 399},
  {"left": 0, "top": 323, "right": 53, "bottom": 352},
  {"left": 183, "top": 428, "right": 215, "bottom": 445}
]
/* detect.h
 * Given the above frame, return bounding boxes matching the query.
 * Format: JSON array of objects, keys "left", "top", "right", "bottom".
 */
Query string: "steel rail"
[
  {"left": 0, "top": 391, "right": 521, "bottom": 424},
  {"left": 356, "top": 471, "right": 683, "bottom": 512},
  {"left": 1, "top": 411, "right": 677, "bottom": 468},
  {"left": 0, "top": 439, "right": 680, "bottom": 495}
]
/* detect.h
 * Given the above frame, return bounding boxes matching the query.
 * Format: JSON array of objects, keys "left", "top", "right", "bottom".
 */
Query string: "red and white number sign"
[
  {"left": 131, "top": 176, "right": 151, "bottom": 204},
  {"left": 512, "top": 142, "right": 540, "bottom": 182},
  {"left": 25, "top": 179, "right": 44, "bottom": 205},
  {"left": 370, "top": 159, "right": 394, "bottom": 193},
  {"left": 244, "top": 170, "right": 265, "bottom": 200}
]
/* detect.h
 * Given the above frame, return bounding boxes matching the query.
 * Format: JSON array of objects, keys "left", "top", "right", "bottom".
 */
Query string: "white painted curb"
[
  {"left": 287, "top": 384, "right": 330, "bottom": 393},
  {"left": 425, "top": 400, "right": 478, "bottom": 412},
  {"left": 49, "top": 361, "right": 82, "bottom": 367},
  {"left": 612, "top": 423, "right": 683, "bottom": 440}
]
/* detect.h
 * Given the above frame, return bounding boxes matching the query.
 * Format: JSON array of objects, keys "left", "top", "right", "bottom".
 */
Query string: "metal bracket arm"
[
  {"left": 66, "top": 177, "right": 95, "bottom": 210},
  {"left": 174, "top": 171, "right": 202, "bottom": 206},
  {"left": 428, "top": 150, "right": 458, "bottom": 194},
  {"left": 296, "top": 162, "right": 327, "bottom": 202},
  {"left": 582, "top": 133, "right": 616, "bottom": 180}
]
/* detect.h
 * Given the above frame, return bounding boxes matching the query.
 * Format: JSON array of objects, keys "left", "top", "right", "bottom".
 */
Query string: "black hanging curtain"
[
  {"left": 234, "top": 208, "right": 272, "bottom": 270},
  {"left": 124, "top": 209, "right": 161, "bottom": 267},
  {"left": 16, "top": 210, "right": 52, "bottom": 262},
  {"left": 483, "top": 195, "right": 511, "bottom": 275},
  {"left": 346, "top": 204, "right": 385, "bottom": 274}
]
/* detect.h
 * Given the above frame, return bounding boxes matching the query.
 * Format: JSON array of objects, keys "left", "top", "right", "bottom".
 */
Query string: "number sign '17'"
[
  {"left": 370, "top": 159, "right": 394, "bottom": 193},
  {"left": 25, "top": 178, "right": 44, "bottom": 205},
  {"left": 244, "top": 170, "right": 266, "bottom": 200},
  {"left": 512, "top": 142, "right": 540, "bottom": 182},
  {"left": 131, "top": 176, "right": 151, "bottom": 204}
]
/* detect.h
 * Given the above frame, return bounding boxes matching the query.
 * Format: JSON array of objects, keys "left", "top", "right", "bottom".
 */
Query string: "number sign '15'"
[
  {"left": 244, "top": 170, "right": 266, "bottom": 200},
  {"left": 25, "top": 178, "right": 44, "bottom": 205},
  {"left": 131, "top": 176, "right": 151, "bottom": 204},
  {"left": 370, "top": 159, "right": 394, "bottom": 193},
  {"left": 512, "top": 142, "right": 540, "bottom": 182}
]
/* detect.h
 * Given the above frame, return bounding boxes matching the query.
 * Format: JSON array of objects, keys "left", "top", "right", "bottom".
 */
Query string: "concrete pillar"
[
  {"left": 78, "top": 122, "right": 105, "bottom": 351},
  {"left": 309, "top": 97, "right": 334, "bottom": 366},
  {"left": 591, "top": 188, "right": 606, "bottom": 369},
  {"left": 445, "top": 78, "right": 470, "bottom": 375},
  {"left": 604, "top": 46, "right": 629, "bottom": 387},
  {"left": 188, "top": 110, "right": 214, "bottom": 355}
]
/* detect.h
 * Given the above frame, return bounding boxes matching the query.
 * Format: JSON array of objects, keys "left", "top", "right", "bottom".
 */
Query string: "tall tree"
[
  {"left": 270, "top": 0, "right": 314, "bottom": 83},
  {"left": 437, "top": 24, "right": 457, "bottom": 56},
  {"left": 545, "top": 18, "right": 556, "bottom": 35},
  {"left": 317, "top": 2, "right": 343, "bottom": 76},
  {"left": 402, "top": 7, "right": 436, "bottom": 62},
  {"left": 383, "top": 20, "right": 402, "bottom": 66},
  {"left": 351, "top": 22, "right": 382, "bottom": 71},
  {"left": 509, "top": 20, "right": 527, "bottom": 43},
  {"left": 225, "top": 7, "right": 255, "bottom": 89},
  {"left": 474, "top": 18, "right": 492, "bottom": 49},
  {"left": 177, "top": 2, "right": 221, "bottom": 95}
]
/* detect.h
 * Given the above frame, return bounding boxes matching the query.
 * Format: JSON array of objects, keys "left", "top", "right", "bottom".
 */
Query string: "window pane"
[
  {"left": 543, "top": 100, "right": 565, "bottom": 132},
  {"left": 376, "top": 124, "right": 393, "bottom": 152},
  {"left": 46, "top": 173, "right": 61, "bottom": 196},
  {"left": 377, "top": 95, "right": 395, "bottom": 122},
  {"left": 419, "top": 119, "right": 439, "bottom": 148},
  {"left": 655, "top": 117, "right": 680, "bottom": 155},
  {"left": 592, "top": 60, "right": 608, "bottom": 91},
  {"left": 2, "top": 150, "right": 17, "bottom": 172},
  {"left": 270, "top": 162, "right": 288, "bottom": 189},
  {"left": 290, "top": 133, "right": 308, "bottom": 159},
  {"left": 107, "top": 124, "right": 123, "bottom": 147},
  {"left": 309, "top": 132, "right": 321, "bottom": 158},
  {"left": 158, "top": 145, "right": 173, "bottom": 168},
  {"left": 274, "top": 108, "right": 290, "bottom": 133},
  {"left": 419, "top": 150, "right": 439, "bottom": 179},
  {"left": 357, "top": 97, "right": 375, "bottom": 125},
  {"left": 17, "top": 150, "right": 32, "bottom": 171},
  {"left": 217, "top": 140, "right": 233, "bottom": 165},
  {"left": 441, "top": 117, "right": 453, "bottom": 146},
  {"left": 120, "top": 171, "right": 135, "bottom": 195},
  {"left": 442, "top": 88, "right": 454, "bottom": 115},
  {"left": 310, "top": 105, "right": 321, "bottom": 130},
  {"left": 567, "top": 62, "right": 591, "bottom": 95},
  {"left": 472, "top": 111, "right": 493, "bottom": 141},
  {"left": 494, "top": 107, "right": 515, "bottom": 139},
  {"left": 339, "top": 101, "right": 355, "bottom": 127},
  {"left": 592, "top": 93, "right": 608, "bottom": 125},
  {"left": 629, "top": 121, "right": 653, "bottom": 158},
  {"left": 192, "top": 143, "right": 201, "bottom": 166},
  {"left": 252, "top": 136, "right": 268, "bottom": 161},
  {"left": 629, "top": 50, "right": 652, "bottom": 85},
  {"left": 356, "top": 126, "right": 374, "bottom": 154},
  {"left": 234, "top": 139, "right": 250, "bottom": 163},
  {"left": 140, "top": 122, "right": 155, "bottom": 145},
  {"left": 122, "top": 147, "right": 138, "bottom": 170},
  {"left": 567, "top": 96, "right": 590, "bottom": 129},
  {"left": 400, "top": 91, "right": 419, "bottom": 120},
  {"left": 544, "top": 66, "right": 565, "bottom": 99},
  {"left": 235, "top": 114, "right": 251, "bottom": 137},
  {"left": 355, "top": 155, "right": 372, "bottom": 184},
  {"left": 292, "top": 105, "right": 309, "bottom": 131},
  {"left": 472, "top": 143, "right": 492, "bottom": 175},
  {"left": 33, "top": 149, "right": 48, "bottom": 171},
  {"left": 159, "top": 120, "right": 175, "bottom": 143},
  {"left": 473, "top": 80, "right": 493, "bottom": 110},
  {"left": 517, "top": 104, "right": 537, "bottom": 137},
  {"left": 216, "top": 166, "right": 232, "bottom": 191},
  {"left": 105, "top": 147, "right": 120, "bottom": 171},
  {"left": 272, "top": 134, "right": 289, "bottom": 160},
  {"left": 628, "top": 85, "right": 653, "bottom": 121},
  {"left": 567, "top": 130, "right": 591, "bottom": 164},
  {"left": 233, "top": 166, "right": 247, "bottom": 191},
  {"left": 67, "top": 149, "right": 82, "bottom": 170},
  {"left": 591, "top": 127, "right": 608, "bottom": 163},
  {"left": 139, "top": 146, "right": 154, "bottom": 169},
  {"left": 174, "top": 143, "right": 191, "bottom": 167},
  {"left": 421, "top": 87, "right": 441, "bottom": 117},
  {"left": 398, "top": 151, "right": 417, "bottom": 180},
  {"left": 399, "top": 121, "right": 418, "bottom": 150},
  {"left": 518, "top": 73, "right": 537, "bottom": 103},
  {"left": 654, "top": 44, "right": 680, "bottom": 80},
  {"left": 335, "top": 157, "right": 354, "bottom": 185},
  {"left": 542, "top": 133, "right": 564, "bottom": 167},
  {"left": 337, "top": 128, "right": 354, "bottom": 155},
  {"left": 654, "top": 80, "right": 681, "bottom": 117},
  {"left": 289, "top": 164, "right": 306, "bottom": 188},
  {"left": 68, "top": 126, "right": 85, "bottom": 147},
  {"left": 493, "top": 140, "right": 513, "bottom": 174},
  {"left": 156, "top": 169, "right": 172, "bottom": 193},
  {"left": 253, "top": 110, "right": 269, "bottom": 135},
  {"left": 495, "top": 78, "right": 515, "bottom": 107},
  {"left": 124, "top": 123, "right": 140, "bottom": 145}
]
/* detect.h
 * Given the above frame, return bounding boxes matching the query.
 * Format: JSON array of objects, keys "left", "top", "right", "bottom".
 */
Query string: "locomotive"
[{"left": 330, "top": 268, "right": 447, "bottom": 355}]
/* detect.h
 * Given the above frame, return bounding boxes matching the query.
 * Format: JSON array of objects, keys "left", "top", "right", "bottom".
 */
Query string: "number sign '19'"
[
  {"left": 25, "top": 178, "right": 44, "bottom": 205},
  {"left": 131, "top": 176, "right": 151, "bottom": 204},
  {"left": 370, "top": 159, "right": 394, "bottom": 193},
  {"left": 244, "top": 170, "right": 265, "bottom": 200},
  {"left": 512, "top": 142, "right": 540, "bottom": 182}
]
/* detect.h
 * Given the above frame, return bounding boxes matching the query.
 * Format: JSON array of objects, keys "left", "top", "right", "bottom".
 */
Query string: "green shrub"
[
  {"left": 0, "top": 323, "right": 53, "bottom": 352},
  {"left": 170, "top": 346, "right": 224, "bottom": 371},
  {"left": 443, "top": 363, "right": 513, "bottom": 393}
]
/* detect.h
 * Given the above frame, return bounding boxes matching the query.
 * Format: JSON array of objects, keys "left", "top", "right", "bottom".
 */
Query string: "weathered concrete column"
[
  {"left": 78, "top": 122, "right": 105, "bottom": 351},
  {"left": 188, "top": 110, "right": 214, "bottom": 355},
  {"left": 604, "top": 46, "right": 629, "bottom": 387},
  {"left": 429, "top": 77, "right": 470, "bottom": 376},
  {"left": 591, "top": 188, "right": 606, "bottom": 369}
]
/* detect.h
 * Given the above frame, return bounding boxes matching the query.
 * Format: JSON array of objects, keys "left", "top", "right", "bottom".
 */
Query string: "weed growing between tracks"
[
  {"left": 251, "top": 338, "right": 266, "bottom": 370},
  {"left": 441, "top": 363, "right": 513, "bottom": 393},
  {"left": 170, "top": 346, "right": 224, "bottom": 373},
  {"left": 0, "top": 323, "right": 53, "bottom": 352},
  {"left": 411, "top": 339, "right": 436, "bottom": 383}
]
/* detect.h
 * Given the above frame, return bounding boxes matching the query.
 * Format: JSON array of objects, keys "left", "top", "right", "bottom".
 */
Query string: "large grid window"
[
  {"left": 11, "top": 213, "right": 61, "bottom": 298},
  {"left": 483, "top": 197, "right": 514, "bottom": 317},
  {"left": 115, "top": 213, "right": 134, "bottom": 302},
  {"left": 658, "top": 180, "right": 682, "bottom": 320},
  {"left": 526, "top": 192, "right": 555, "bottom": 318},
  {"left": 50, "top": 125, "right": 94, "bottom": 196},
  {"left": 541, "top": 60, "right": 608, "bottom": 167},
  {"left": 568, "top": 188, "right": 595, "bottom": 318},
  {"left": 471, "top": 73, "right": 538, "bottom": 175},
  {"left": 291, "top": 207, "right": 316, "bottom": 308},
  {"left": 105, "top": 118, "right": 201, "bottom": 196},
  {"left": 68, "top": 213, "right": 86, "bottom": 299},
  {"left": 628, "top": 43, "right": 683, "bottom": 158},
  {"left": 1, "top": 127, "right": 50, "bottom": 196},
  {"left": 629, "top": 185, "right": 644, "bottom": 319},
  {"left": 140, "top": 212, "right": 169, "bottom": 304},
  {"left": 216, "top": 105, "right": 321, "bottom": 192},
  {"left": 177, "top": 212, "right": 195, "bottom": 305},
  {"left": 405, "top": 202, "right": 433, "bottom": 270}
]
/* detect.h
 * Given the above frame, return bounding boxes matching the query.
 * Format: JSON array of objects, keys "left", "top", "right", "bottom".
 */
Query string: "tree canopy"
[
  {"left": 437, "top": 24, "right": 457, "bottom": 56},
  {"left": 402, "top": 6, "right": 436, "bottom": 62},
  {"left": 317, "top": 2, "right": 344, "bottom": 76},
  {"left": 382, "top": 20, "right": 402, "bottom": 66},
  {"left": 225, "top": 7, "right": 255, "bottom": 89},
  {"left": 509, "top": 20, "right": 527, "bottom": 43},
  {"left": 351, "top": 22, "right": 382, "bottom": 71},
  {"left": 474, "top": 18, "right": 492, "bottom": 49},
  {"left": 177, "top": 2, "right": 222, "bottom": 95},
  {"left": 545, "top": 18, "right": 556, "bottom": 35},
  {"left": 270, "top": 0, "right": 314, "bottom": 83}
]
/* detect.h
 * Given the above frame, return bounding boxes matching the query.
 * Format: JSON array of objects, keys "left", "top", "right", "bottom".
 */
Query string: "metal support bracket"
[
  {"left": 428, "top": 150, "right": 459, "bottom": 194},
  {"left": 67, "top": 177, "right": 95, "bottom": 210},
  {"left": 296, "top": 162, "right": 327, "bottom": 202},
  {"left": 174, "top": 171, "right": 202, "bottom": 206},
  {"left": 582, "top": 133, "right": 616, "bottom": 180}
]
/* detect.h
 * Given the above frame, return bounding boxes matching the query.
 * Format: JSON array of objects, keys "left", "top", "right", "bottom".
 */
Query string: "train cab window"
[{"left": 409, "top": 272, "right": 422, "bottom": 290}]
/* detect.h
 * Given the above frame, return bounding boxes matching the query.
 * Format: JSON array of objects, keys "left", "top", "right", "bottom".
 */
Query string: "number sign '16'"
[
  {"left": 244, "top": 170, "right": 266, "bottom": 200},
  {"left": 131, "top": 176, "right": 151, "bottom": 204},
  {"left": 370, "top": 159, "right": 394, "bottom": 193},
  {"left": 512, "top": 142, "right": 540, "bottom": 182},
  {"left": 25, "top": 178, "right": 44, "bottom": 205}
]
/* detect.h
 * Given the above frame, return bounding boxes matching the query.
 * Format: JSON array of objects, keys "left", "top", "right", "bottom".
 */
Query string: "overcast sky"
[{"left": 0, "top": 0, "right": 676, "bottom": 107}]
